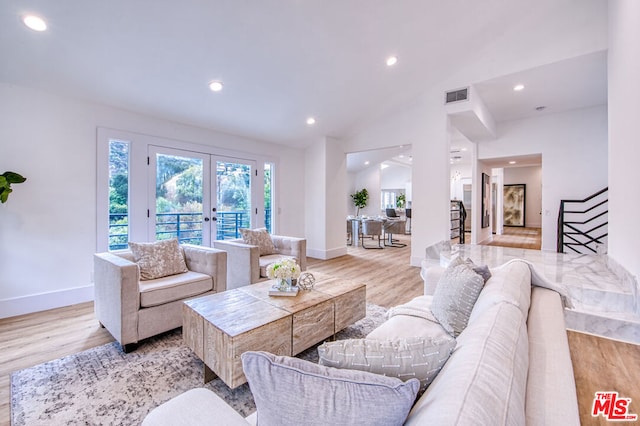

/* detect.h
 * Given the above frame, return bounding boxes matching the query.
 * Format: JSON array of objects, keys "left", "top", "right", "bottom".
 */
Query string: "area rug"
[{"left": 11, "top": 303, "right": 387, "bottom": 426}]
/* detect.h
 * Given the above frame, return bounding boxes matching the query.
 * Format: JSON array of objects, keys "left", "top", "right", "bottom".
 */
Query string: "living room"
[{"left": 1, "top": 0, "right": 639, "bottom": 424}]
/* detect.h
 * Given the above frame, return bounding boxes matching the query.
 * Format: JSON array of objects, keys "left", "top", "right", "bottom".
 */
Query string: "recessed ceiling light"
[
  {"left": 306, "top": 117, "right": 316, "bottom": 125},
  {"left": 386, "top": 56, "right": 398, "bottom": 67},
  {"left": 364, "top": 161, "right": 370, "bottom": 165},
  {"left": 509, "top": 161, "right": 517, "bottom": 165},
  {"left": 208, "top": 81, "right": 223, "bottom": 92},
  {"left": 513, "top": 84, "right": 525, "bottom": 91},
  {"left": 461, "top": 148, "right": 468, "bottom": 152},
  {"left": 23, "top": 15, "right": 47, "bottom": 32},
  {"left": 399, "top": 155, "right": 404, "bottom": 158}
]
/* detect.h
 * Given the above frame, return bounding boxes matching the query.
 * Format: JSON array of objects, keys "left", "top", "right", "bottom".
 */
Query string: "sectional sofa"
[{"left": 142, "top": 258, "right": 580, "bottom": 425}]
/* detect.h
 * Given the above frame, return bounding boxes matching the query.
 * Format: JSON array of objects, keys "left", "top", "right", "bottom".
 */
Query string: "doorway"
[{"left": 148, "top": 146, "right": 256, "bottom": 246}]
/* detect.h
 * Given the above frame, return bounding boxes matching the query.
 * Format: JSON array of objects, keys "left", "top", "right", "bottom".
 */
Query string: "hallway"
[{"left": 483, "top": 227, "right": 541, "bottom": 250}]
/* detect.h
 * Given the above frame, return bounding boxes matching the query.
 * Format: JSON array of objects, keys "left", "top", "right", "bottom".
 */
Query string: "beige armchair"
[
  {"left": 214, "top": 235, "right": 306, "bottom": 289},
  {"left": 93, "top": 244, "right": 227, "bottom": 352}
]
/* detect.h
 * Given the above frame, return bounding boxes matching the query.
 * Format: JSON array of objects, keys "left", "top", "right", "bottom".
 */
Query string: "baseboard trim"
[
  {"left": 307, "top": 246, "right": 348, "bottom": 260},
  {"left": 0, "top": 285, "right": 94, "bottom": 319},
  {"left": 410, "top": 256, "right": 423, "bottom": 267}
]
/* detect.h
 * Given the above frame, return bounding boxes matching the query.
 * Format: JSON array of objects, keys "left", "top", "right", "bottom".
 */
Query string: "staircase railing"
[
  {"left": 557, "top": 187, "right": 608, "bottom": 254},
  {"left": 451, "top": 200, "right": 466, "bottom": 244}
]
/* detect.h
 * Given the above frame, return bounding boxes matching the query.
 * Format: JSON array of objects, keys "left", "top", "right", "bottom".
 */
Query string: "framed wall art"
[
  {"left": 503, "top": 184, "right": 526, "bottom": 227},
  {"left": 481, "top": 173, "right": 490, "bottom": 228}
]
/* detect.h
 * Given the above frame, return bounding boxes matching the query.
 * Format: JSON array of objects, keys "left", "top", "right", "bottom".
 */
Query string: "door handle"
[
  {"left": 212, "top": 217, "right": 217, "bottom": 221},
  {"left": 204, "top": 217, "right": 210, "bottom": 222}
]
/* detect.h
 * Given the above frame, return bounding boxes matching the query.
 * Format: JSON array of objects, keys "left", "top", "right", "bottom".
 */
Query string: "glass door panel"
[
  {"left": 214, "top": 159, "right": 252, "bottom": 240},
  {"left": 108, "top": 139, "right": 130, "bottom": 250},
  {"left": 264, "top": 162, "right": 273, "bottom": 233},
  {"left": 150, "top": 148, "right": 211, "bottom": 246}
]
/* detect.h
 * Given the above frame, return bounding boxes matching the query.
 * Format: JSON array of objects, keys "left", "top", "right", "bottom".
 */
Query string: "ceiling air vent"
[{"left": 445, "top": 87, "right": 468, "bottom": 104}]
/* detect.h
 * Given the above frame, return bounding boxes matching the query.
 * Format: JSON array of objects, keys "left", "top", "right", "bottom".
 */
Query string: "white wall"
[
  {"left": 504, "top": 166, "right": 542, "bottom": 228},
  {"left": 479, "top": 105, "right": 608, "bottom": 251},
  {"left": 608, "top": 0, "right": 640, "bottom": 282},
  {"left": 472, "top": 158, "right": 494, "bottom": 244},
  {"left": 304, "top": 137, "right": 348, "bottom": 259},
  {"left": 0, "top": 82, "right": 305, "bottom": 317},
  {"left": 353, "top": 166, "right": 381, "bottom": 217},
  {"left": 381, "top": 164, "right": 411, "bottom": 190}
]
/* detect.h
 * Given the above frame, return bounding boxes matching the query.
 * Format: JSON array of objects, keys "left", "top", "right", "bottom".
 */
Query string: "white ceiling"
[
  {"left": 346, "top": 145, "right": 411, "bottom": 173},
  {"left": 1, "top": 1, "right": 607, "bottom": 149},
  {"left": 474, "top": 51, "right": 607, "bottom": 123}
]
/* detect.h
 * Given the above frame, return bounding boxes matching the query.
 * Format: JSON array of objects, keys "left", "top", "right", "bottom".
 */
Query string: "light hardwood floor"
[
  {"left": 1, "top": 233, "right": 637, "bottom": 425},
  {"left": 483, "top": 226, "right": 542, "bottom": 250}
]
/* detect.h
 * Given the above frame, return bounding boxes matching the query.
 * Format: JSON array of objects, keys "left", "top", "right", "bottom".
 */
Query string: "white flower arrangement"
[{"left": 266, "top": 258, "right": 301, "bottom": 281}]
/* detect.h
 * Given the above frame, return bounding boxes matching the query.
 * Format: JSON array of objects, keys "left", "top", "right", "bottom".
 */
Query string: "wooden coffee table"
[{"left": 182, "top": 274, "right": 366, "bottom": 389}]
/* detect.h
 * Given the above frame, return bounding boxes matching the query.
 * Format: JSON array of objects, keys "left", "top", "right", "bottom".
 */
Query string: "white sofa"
[
  {"left": 142, "top": 259, "right": 580, "bottom": 425},
  {"left": 370, "top": 259, "right": 580, "bottom": 425}
]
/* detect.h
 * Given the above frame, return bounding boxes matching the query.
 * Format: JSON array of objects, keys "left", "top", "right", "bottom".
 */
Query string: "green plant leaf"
[
  {"left": 0, "top": 188, "right": 11, "bottom": 203},
  {"left": 2, "top": 171, "right": 27, "bottom": 184}
]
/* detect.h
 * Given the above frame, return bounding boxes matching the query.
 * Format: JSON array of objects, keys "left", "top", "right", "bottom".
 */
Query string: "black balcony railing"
[{"left": 108, "top": 209, "right": 271, "bottom": 250}]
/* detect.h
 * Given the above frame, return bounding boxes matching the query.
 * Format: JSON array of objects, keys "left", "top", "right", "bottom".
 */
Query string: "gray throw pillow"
[
  {"left": 241, "top": 351, "right": 420, "bottom": 426},
  {"left": 431, "top": 261, "right": 485, "bottom": 337},
  {"left": 128, "top": 238, "right": 188, "bottom": 281},
  {"left": 465, "top": 257, "right": 492, "bottom": 283},
  {"left": 317, "top": 336, "right": 456, "bottom": 392}
]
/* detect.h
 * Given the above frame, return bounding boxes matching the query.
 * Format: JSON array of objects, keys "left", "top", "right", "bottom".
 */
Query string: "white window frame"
[{"left": 96, "top": 127, "right": 275, "bottom": 252}]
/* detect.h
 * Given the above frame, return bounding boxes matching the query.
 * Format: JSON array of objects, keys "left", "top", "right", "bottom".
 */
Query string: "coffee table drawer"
[
  {"left": 292, "top": 299, "right": 335, "bottom": 355},
  {"left": 334, "top": 285, "right": 366, "bottom": 332},
  {"left": 204, "top": 316, "right": 292, "bottom": 389}
]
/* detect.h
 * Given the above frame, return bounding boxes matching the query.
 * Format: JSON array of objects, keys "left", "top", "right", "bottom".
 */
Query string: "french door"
[{"left": 148, "top": 146, "right": 255, "bottom": 246}]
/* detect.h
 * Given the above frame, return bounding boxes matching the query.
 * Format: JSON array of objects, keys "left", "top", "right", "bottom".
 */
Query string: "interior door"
[{"left": 149, "top": 147, "right": 255, "bottom": 245}]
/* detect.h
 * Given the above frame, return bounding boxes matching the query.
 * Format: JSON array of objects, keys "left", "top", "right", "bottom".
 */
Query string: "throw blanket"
[
  {"left": 496, "top": 259, "right": 575, "bottom": 309},
  {"left": 387, "top": 296, "right": 440, "bottom": 322},
  {"left": 388, "top": 258, "right": 574, "bottom": 322}
]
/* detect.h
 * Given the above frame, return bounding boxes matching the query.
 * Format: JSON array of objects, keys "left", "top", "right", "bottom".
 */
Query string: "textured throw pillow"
[
  {"left": 239, "top": 228, "right": 276, "bottom": 256},
  {"left": 128, "top": 238, "right": 188, "bottom": 281},
  {"left": 431, "top": 261, "right": 485, "bottom": 337},
  {"left": 318, "top": 336, "right": 456, "bottom": 392},
  {"left": 241, "top": 351, "right": 420, "bottom": 426},
  {"left": 465, "top": 257, "right": 492, "bottom": 283}
]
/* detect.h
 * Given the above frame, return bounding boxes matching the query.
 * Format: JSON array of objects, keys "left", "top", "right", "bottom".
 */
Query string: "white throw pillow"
[
  {"left": 318, "top": 336, "right": 456, "bottom": 392},
  {"left": 128, "top": 238, "right": 188, "bottom": 281},
  {"left": 241, "top": 351, "right": 419, "bottom": 426}
]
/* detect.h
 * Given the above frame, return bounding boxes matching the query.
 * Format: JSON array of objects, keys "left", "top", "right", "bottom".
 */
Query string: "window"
[
  {"left": 264, "top": 162, "right": 274, "bottom": 232},
  {"left": 381, "top": 190, "right": 397, "bottom": 210},
  {"left": 97, "top": 128, "right": 273, "bottom": 251},
  {"left": 108, "top": 140, "right": 129, "bottom": 250}
]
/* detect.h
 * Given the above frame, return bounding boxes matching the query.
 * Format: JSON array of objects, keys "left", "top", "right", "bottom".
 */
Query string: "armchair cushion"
[
  {"left": 139, "top": 271, "right": 213, "bottom": 308},
  {"left": 240, "top": 228, "right": 275, "bottom": 255},
  {"left": 128, "top": 238, "right": 188, "bottom": 280}
]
